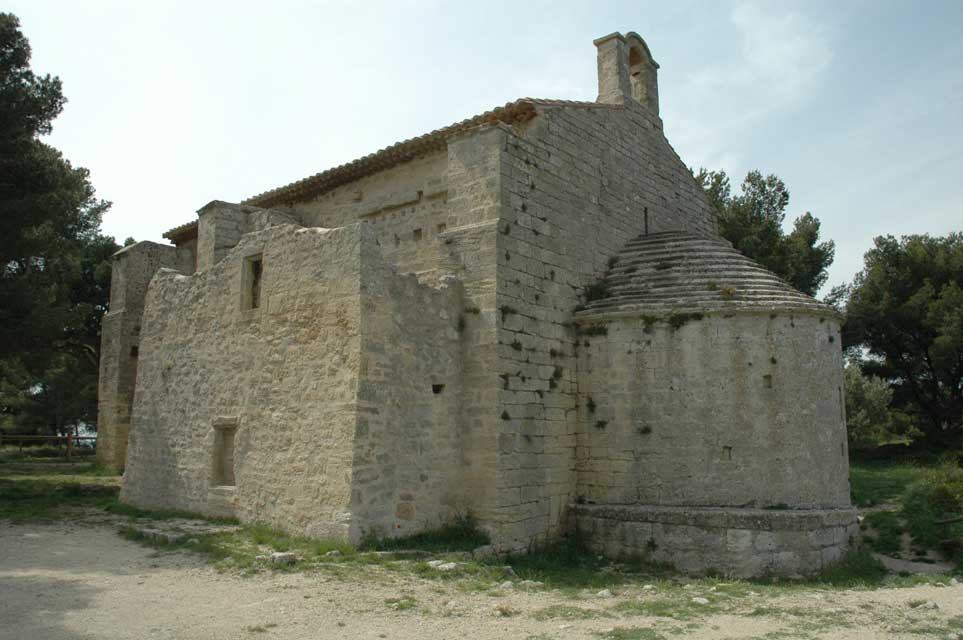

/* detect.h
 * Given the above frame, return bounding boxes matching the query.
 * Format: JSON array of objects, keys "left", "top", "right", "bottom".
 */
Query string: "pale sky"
[{"left": 10, "top": 0, "right": 963, "bottom": 293}]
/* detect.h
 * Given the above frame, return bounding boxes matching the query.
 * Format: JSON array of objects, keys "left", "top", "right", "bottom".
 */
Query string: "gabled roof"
[
  {"left": 241, "top": 98, "right": 621, "bottom": 209},
  {"left": 163, "top": 97, "right": 621, "bottom": 242}
]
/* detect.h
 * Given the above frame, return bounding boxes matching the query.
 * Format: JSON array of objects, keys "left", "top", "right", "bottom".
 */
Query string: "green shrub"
[
  {"left": 900, "top": 463, "right": 963, "bottom": 559},
  {"left": 864, "top": 510, "right": 902, "bottom": 556}
]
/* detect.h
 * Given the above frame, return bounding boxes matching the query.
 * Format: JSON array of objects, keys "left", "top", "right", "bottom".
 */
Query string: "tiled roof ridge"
[
  {"left": 163, "top": 98, "right": 620, "bottom": 240},
  {"left": 241, "top": 98, "right": 621, "bottom": 209}
]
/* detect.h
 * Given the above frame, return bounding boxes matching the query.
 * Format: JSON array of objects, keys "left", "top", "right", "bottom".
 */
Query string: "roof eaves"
[
  {"left": 162, "top": 220, "right": 198, "bottom": 243},
  {"left": 241, "top": 98, "right": 620, "bottom": 209}
]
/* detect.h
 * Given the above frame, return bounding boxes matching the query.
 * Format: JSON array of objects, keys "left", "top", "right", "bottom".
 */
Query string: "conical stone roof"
[{"left": 575, "top": 231, "right": 834, "bottom": 318}]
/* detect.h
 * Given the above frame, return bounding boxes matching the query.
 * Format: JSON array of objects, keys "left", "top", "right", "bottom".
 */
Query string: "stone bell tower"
[{"left": 594, "top": 31, "right": 660, "bottom": 114}]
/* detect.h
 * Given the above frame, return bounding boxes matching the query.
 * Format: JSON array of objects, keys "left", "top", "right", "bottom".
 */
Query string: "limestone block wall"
[
  {"left": 574, "top": 311, "right": 851, "bottom": 509},
  {"left": 122, "top": 224, "right": 369, "bottom": 538},
  {"left": 349, "top": 268, "right": 467, "bottom": 539},
  {"left": 289, "top": 152, "right": 450, "bottom": 282},
  {"left": 196, "top": 202, "right": 298, "bottom": 272},
  {"left": 573, "top": 504, "right": 858, "bottom": 577},
  {"left": 174, "top": 236, "right": 198, "bottom": 275},
  {"left": 96, "top": 241, "right": 179, "bottom": 470},
  {"left": 491, "top": 101, "right": 719, "bottom": 546}
]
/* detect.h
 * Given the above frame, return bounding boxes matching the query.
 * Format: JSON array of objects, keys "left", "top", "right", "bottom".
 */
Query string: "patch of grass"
[
  {"left": 864, "top": 510, "right": 903, "bottom": 556},
  {"left": 385, "top": 595, "right": 417, "bottom": 611},
  {"left": 596, "top": 627, "right": 666, "bottom": 640},
  {"left": 532, "top": 605, "right": 612, "bottom": 621},
  {"left": 250, "top": 524, "right": 295, "bottom": 552},
  {"left": 0, "top": 476, "right": 119, "bottom": 522},
  {"left": 0, "top": 444, "right": 92, "bottom": 463},
  {"left": 810, "top": 547, "right": 887, "bottom": 587},
  {"left": 360, "top": 513, "right": 490, "bottom": 553},
  {"left": 610, "top": 598, "right": 721, "bottom": 621},
  {"left": 314, "top": 539, "right": 357, "bottom": 559},
  {"left": 501, "top": 534, "right": 672, "bottom": 592},
  {"left": 849, "top": 461, "right": 929, "bottom": 507}
]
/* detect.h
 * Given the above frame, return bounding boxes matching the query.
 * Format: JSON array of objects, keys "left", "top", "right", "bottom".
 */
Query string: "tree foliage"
[
  {"left": 0, "top": 13, "right": 117, "bottom": 434},
  {"left": 844, "top": 365, "right": 917, "bottom": 451},
  {"left": 840, "top": 233, "right": 963, "bottom": 450},
  {"left": 696, "top": 168, "right": 835, "bottom": 296}
]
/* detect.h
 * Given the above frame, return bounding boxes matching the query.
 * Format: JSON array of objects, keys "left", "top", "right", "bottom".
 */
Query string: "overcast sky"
[{"left": 10, "top": 0, "right": 963, "bottom": 292}]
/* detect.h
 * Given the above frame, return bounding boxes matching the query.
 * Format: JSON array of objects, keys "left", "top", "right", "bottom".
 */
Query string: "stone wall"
[
  {"left": 96, "top": 241, "right": 179, "bottom": 470},
  {"left": 289, "top": 152, "right": 451, "bottom": 283},
  {"left": 491, "top": 100, "right": 718, "bottom": 546},
  {"left": 122, "top": 224, "right": 369, "bottom": 538},
  {"left": 196, "top": 201, "right": 298, "bottom": 272},
  {"left": 573, "top": 503, "right": 858, "bottom": 577},
  {"left": 350, "top": 268, "right": 467, "bottom": 539},
  {"left": 574, "top": 311, "right": 851, "bottom": 510},
  {"left": 121, "top": 221, "right": 474, "bottom": 541}
]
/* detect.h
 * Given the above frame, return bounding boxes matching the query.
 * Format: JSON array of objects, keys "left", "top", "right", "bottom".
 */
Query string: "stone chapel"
[{"left": 97, "top": 32, "right": 857, "bottom": 576}]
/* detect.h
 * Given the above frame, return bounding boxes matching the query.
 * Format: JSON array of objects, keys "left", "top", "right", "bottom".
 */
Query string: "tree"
[
  {"left": 695, "top": 168, "right": 835, "bottom": 296},
  {"left": 0, "top": 13, "right": 116, "bottom": 435},
  {"left": 843, "top": 365, "right": 917, "bottom": 451},
  {"left": 841, "top": 233, "right": 963, "bottom": 450}
]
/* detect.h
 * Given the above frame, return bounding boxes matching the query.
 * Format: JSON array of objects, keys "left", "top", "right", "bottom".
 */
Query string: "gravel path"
[{"left": 1, "top": 522, "right": 960, "bottom": 640}]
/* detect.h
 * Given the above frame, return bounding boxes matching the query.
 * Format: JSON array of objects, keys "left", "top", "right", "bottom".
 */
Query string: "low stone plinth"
[{"left": 571, "top": 503, "right": 859, "bottom": 577}]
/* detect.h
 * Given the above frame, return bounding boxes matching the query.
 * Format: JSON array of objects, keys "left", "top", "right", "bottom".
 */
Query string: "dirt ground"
[{"left": 1, "top": 522, "right": 961, "bottom": 640}]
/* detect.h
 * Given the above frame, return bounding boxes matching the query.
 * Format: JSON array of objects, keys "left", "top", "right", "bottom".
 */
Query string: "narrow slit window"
[{"left": 243, "top": 254, "right": 263, "bottom": 310}]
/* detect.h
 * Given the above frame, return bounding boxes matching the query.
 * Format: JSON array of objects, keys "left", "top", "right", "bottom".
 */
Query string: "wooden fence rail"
[{"left": 0, "top": 434, "right": 97, "bottom": 461}]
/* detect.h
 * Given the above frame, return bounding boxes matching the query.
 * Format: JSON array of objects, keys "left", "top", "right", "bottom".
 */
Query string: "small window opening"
[
  {"left": 431, "top": 384, "right": 445, "bottom": 395},
  {"left": 721, "top": 446, "right": 732, "bottom": 461},
  {"left": 393, "top": 233, "right": 400, "bottom": 247},
  {"left": 243, "top": 254, "right": 263, "bottom": 310},
  {"left": 413, "top": 228, "right": 423, "bottom": 241},
  {"left": 763, "top": 374, "right": 773, "bottom": 389},
  {"left": 130, "top": 345, "right": 139, "bottom": 358},
  {"left": 212, "top": 426, "right": 236, "bottom": 486},
  {"left": 436, "top": 223, "right": 447, "bottom": 234}
]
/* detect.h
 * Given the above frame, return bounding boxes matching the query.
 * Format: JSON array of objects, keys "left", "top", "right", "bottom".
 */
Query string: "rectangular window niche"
[{"left": 211, "top": 416, "right": 238, "bottom": 487}]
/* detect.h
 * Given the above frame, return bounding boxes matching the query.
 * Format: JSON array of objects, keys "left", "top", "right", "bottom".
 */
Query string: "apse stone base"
[{"left": 572, "top": 504, "right": 859, "bottom": 577}]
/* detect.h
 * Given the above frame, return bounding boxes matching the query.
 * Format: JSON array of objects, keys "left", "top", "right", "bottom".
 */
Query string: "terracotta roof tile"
[
  {"left": 162, "top": 220, "right": 198, "bottom": 242},
  {"left": 241, "top": 98, "right": 620, "bottom": 209}
]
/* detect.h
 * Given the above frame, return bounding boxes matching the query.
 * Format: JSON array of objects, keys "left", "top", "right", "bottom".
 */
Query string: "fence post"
[{"left": 67, "top": 434, "right": 73, "bottom": 461}]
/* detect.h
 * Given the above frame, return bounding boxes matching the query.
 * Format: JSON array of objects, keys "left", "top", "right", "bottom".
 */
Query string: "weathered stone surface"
[
  {"left": 105, "top": 30, "right": 854, "bottom": 577},
  {"left": 572, "top": 503, "right": 857, "bottom": 577},
  {"left": 269, "top": 552, "right": 297, "bottom": 566}
]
